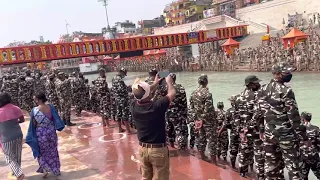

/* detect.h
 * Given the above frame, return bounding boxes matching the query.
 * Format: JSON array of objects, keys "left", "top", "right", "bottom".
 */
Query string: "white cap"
[{"left": 132, "top": 80, "right": 150, "bottom": 100}]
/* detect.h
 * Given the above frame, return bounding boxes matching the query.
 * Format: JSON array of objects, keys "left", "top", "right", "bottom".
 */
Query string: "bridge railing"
[{"left": 0, "top": 25, "right": 248, "bottom": 65}]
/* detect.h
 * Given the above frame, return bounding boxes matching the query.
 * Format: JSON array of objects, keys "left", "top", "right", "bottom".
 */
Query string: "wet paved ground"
[{"left": 0, "top": 111, "right": 246, "bottom": 180}]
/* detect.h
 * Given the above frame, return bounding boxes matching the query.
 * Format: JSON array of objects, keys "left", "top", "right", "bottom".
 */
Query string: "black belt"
[{"left": 139, "top": 142, "right": 166, "bottom": 148}]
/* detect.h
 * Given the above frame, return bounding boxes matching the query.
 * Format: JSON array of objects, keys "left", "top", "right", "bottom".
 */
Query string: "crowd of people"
[
  {"left": 110, "top": 16, "right": 320, "bottom": 73},
  {"left": 2, "top": 15, "right": 320, "bottom": 180},
  {"left": 1, "top": 61, "right": 320, "bottom": 180}
]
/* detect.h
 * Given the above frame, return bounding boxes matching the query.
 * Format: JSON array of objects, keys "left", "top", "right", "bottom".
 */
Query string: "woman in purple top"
[{"left": 31, "top": 92, "right": 61, "bottom": 177}]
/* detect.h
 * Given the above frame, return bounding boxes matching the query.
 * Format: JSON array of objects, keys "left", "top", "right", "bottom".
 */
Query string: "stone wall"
[{"left": 236, "top": 0, "right": 320, "bottom": 30}]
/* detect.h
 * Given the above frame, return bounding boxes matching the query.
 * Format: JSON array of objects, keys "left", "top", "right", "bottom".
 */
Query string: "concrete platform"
[{"left": 0, "top": 111, "right": 246, "bottom": 180}]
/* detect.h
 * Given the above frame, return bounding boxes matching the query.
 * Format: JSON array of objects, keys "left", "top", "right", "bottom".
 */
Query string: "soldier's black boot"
[
  {"left": 230, "top": 160, "right": 238, "bottom": 172},
  {"left": 199, "top": 151, "right": 207, "bottom": 161},
  {"left": 63, "top": 120, "right": 67, "bottom": 125},
  {"left": 239, "top": 166, "right": 248, "bottom": 177},
  {"left": 67, "top": 120, "right": 76, "bottom": 126}
]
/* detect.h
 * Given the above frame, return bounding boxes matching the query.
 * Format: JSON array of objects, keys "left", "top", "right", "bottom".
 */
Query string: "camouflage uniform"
[
  {"left": 84, "top": 80, "right": 90, "bottom": 111},
  {"left": 56, "top": 74, "right": 74, "bottom": 126},
  {"left": 112, "top": 74, "right": 129, "bottom": 122},
  {"left": 109, "top": 87, "right": 117, "bottom": 120},
  {"left": 188, "top": 104, "right": 196, "bottom": 149},
  {"left": 127, "top": 86, "right": 135, "bottom": 128},
  {"left": 69, "top": 74, "right": 76, "bottom": 106},
  {"left": 90, "top": 81, "right": 98, "bottom": 113},
  {"left": 166, "top": 74, "right": 188, "bottom": 149},
  {"left": 18, "top": 76, "right": 34, "bottom": 112},
  {"left": 44, "top": 75, "right": 60, "bottom": 112},
  {"left": 225, "top": 95, "right": 241, "bottom": 167},
  {"left": 216, "top": 102, "right": 228, "bottom": 159},
  {"left": 73, "top": 77, "right": 85, "bottom": 116},
  {"left": 25, "top": 75, "right": 35, "bottom": 96},
  {"left": 237, "top": 88, "right": 255, "bottom": 176},
  {"left": 258, "top": 62, "right": 307, "bottom": 180},
  {"left": 95, "top": 76, "right": 111, "bottom": 121},
  {"left": 8, "top": 76, "right": 20, "bottom": 106},
  {"left": 189, "top": 75, "right": 217, "bottom": 156},
  {"left": 300, "top": 112, "right": 320, "bottom": 180},
  {"left": 34, "top": 74, "right": 46, "bottom": 95}
]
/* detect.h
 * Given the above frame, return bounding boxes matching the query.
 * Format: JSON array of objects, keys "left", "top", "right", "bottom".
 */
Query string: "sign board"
[
  {"left": 206, "top": 30, "right": 217, "bottom": 39},
  {"left": 203, "top": 9, "right": 215, "bottom": 18},
  {"left": 188, "top": 32, "right": 199, "bottom": 43}
]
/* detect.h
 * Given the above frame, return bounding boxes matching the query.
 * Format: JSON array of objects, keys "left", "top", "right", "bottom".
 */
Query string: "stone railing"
[
  {"left": 246, "top": 19, "right": 268, "bottom": 31},
  {"left": 223, "top": 15, "right": 246, "bottom": 25},
  {"left": 154, "top": 15, "right": 224, "bottom": 34},
  {"left": 236, "top": 0, "right": 296, "bottom": 14}
]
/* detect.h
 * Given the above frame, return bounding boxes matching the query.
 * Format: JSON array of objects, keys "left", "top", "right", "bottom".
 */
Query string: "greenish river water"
[{"left": 86, "top": 71, "right": 320, "bottom": 179}]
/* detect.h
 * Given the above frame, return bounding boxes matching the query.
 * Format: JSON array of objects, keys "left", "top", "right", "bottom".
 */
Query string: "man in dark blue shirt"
[{"left": 130, "top": 74, "right": 176, "bottom": 180}]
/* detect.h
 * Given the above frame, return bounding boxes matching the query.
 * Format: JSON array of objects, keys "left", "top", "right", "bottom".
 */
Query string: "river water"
[{"left": 86, "top": 71, "right": 319, "bottom": 179}]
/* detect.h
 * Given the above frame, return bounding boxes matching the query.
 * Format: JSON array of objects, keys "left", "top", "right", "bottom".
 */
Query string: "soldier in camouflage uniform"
[
  {"left": 189, "top": 74, "right": 218, "bottom": 164},
  {"left": 300, "top": 112, "right": 320, "bottom": 180},
  {"left": 237, "top": 75, "right": 263, "bottom": 178},
  {"left": 45, "top": 73, "right": 60, "bottom": 112},
  {"left": 8, "top": 74, "right": 19, "bottom": 106},
  {"left": 84, "top": 79, "right": 90, "bottom": 111},
  {"left": 216, "top": 102, "right": 228, "bottom": 162},
  {"left": 112, "top": 68, "right": 134, "bottom": 133},
  {"left": 34, "top": 72, "right": 46, "bottom": 95},
  {"left": 127, "top": 85, "right": 135, "bottom": 129},
  {"left": 145, "top": 68, "right": 158, "bottom": 85},
  {"left": 69, "top": 72, "right": 77, "bottom": 107},
  {"left": 145, "top": 68, "right": 158, "bottom": 99},
  {"left": 90, "top": 80, "right": 98, "bottom": 113},
  {"left": 18, "top": 75, "right": 34, "bottom": 112},
  {"left": 166, "top": 74, "right": 188, "bottom": 149},
  {"left": 74, "top": 73, "right": 85, "bottom": 116},
  {"left": 56, "top": 72, "right": 76, "bottom": 126},
  {"left": 258, "top": 62, "right": 308, "bottom": 180},
  {"left": 225, "top": 95, "right": 241, "bottom": 170},
  {"left": 188, "top": 105, "right": 196, "bottom": 149},
  {"left": 25, "top": 70, "right": 35, "bottom": 96},
  {"left": 95, "top": 68, "right": 111, "bottom": 127},
  {"left": 109, "top": 87, "right": 117, "bottom": 121}
]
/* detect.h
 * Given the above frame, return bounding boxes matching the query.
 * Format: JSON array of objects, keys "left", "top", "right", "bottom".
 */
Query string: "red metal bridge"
[{"left": 0, "top": 25, "right": 248, "bottom": 65}]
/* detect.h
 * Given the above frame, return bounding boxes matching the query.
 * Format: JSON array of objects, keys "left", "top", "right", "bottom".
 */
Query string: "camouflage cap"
[
  {"left": 198, "top": 74, "right": 208, "bottom": 84},
  {"left": 49, "top": 73, "right": 55, "bottom": 78},
  {"left": 301, "top": 111, "right": 312, "bottom": 121},
  {"left": 58, "top": 72, "right": 64, "bottom": 75},
  {"left": 217, "top": 101, "right": 224, "bottom": 107},
  {"left": 169, "top": 73, "right": 176, "bottom": 82},
  {"left": 120, "top": 67, "right": 127, "bottom": 76},
  {"left": 19, "top": 75, "right": 26, "bottom": 79},
  {"left": 99, "top": 68, "right": 105, "bottom": 72},
  {"left": 271, "top": 62, "right": 294, "bottom": 74},
  {"left": 244, "top": 75, "right": 261, "bottom": 86},
  {"left": 228, "top": 95, "right": 237, "bottom": 101},
  {"left": 148, "top": 68, "right": 158, "bottom": 75}
]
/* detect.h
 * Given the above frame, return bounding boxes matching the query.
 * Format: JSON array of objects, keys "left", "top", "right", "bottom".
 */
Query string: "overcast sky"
[{"left": 0, "top": 0, "right": 173, "bottom": 47}]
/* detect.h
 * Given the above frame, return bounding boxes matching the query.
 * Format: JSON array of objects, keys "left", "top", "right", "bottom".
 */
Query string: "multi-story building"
[
  {"left": 138, "top": 16, "right": 166, "bottom": 34},
  {"left": 114, "top": 20, "right": 136, "bottom": 34},
  {"left": 211, "top": 0, "right": 236, "bottom": 17},
  {"left": 163, "top": 0, "right": 211, "bottom": 26},
  {"left": 185, "top": 1, "right": 211, "bottom": 23}
]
